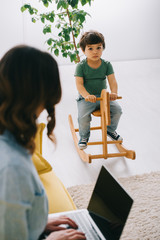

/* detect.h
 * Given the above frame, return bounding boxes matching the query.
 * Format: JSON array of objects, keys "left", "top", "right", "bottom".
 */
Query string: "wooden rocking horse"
[{"left": 68, "top": 89, "right": 136, "bottom": 163}]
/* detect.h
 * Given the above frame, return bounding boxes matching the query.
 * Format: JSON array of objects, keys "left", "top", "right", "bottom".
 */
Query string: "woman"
[{"left": 0, "top": 45, "right": 86, "bottom": 240}]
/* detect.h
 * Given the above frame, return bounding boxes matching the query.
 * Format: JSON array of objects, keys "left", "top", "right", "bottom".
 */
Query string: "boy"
[{"left": 75, "top": 31, "right": 122, "bottom": 150}]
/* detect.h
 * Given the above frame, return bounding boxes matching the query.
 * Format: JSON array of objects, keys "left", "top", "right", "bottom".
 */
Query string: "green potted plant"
[{"left": 21, "top": 0, "right": 93, "bottom": 63}]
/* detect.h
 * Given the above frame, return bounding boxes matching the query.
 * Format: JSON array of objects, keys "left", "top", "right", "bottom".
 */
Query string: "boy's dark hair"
[
  {"left": 79, "top": 31, "right": 105, "bottom": 51},
  {"left": 0, "top": 45, "right": 62, "bottom": 153}
]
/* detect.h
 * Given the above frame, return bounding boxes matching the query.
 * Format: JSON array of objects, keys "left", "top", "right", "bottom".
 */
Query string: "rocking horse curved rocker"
[{"left": 68, "top": 89, "right": 136, "bottom": 163}]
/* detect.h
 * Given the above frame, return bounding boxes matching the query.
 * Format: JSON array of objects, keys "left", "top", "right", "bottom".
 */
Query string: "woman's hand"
[
  {"left": 46, "top": 229, "right": 86, "bottom": 240},
  {"left": 45, "top": 216, "right": 78, "bottom": 232},
  {"left": 85, "top": 95, "right": 96, "bottom": 103},
  {"left": 44, "top": 216, "right": 86, "bottom": 239}
]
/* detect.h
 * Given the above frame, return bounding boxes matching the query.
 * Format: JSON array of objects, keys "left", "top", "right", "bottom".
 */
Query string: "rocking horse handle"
[
  {"left": 96, "top": 95, "right": 122, "bottom": 101},
  {"left": 117, "top": 96, "right": 122, "bottom": 99}
]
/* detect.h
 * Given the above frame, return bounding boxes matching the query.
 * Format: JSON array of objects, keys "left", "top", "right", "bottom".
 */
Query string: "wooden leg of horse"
[
  {"left": 115, "top": 143, "right": 136, "bottom": 160},
  {"left": 68, "top": 115, "right": 92, "bottom": 163}
]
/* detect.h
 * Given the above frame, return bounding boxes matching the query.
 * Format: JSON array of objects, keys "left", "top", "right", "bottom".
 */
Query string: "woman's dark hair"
[
  {"left": 79, "top": 31, "right": 105, "bottom": 51},
  {"left": 0, "top": 45, "right": 62, "bottom": 153}
]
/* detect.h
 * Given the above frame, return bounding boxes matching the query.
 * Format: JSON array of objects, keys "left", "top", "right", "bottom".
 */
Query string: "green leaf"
[
  {"left": 41, "top": 17, "right": 45, "bottom": 23},
  {"left": 50, "top": 17, "right": 54, "bottom": 22},
  {"left": 57, "top": 41, "right": 62, "bottom": 47},
  {"left": 62, "top": 1, "right": 68, "bottom": 9},
  {"left": 42, "top": 0, "right": 49, "bottom": 7},
  {"left": 79, "top": 15, "right": 85, "bottom": 23},
  {"left": 32, "top": 18, "right": 36, "bottom": 23},
  {"left": 57, "top": 1, "right": 61, "bottom": 9},
  {"left": 21, "top": 6, "right": 27, "bottom": 12},
  {"left": 70, "top": 53, "right": 77, "bottom": 62},
  {"left": 54, "top": 49, "right": 59, "bottom": 56},
  {"left": 26, "top": 6, "right": 38, "bottom": 15},
  {"left": 62, "top": 52, "right": 68, "bottom": 58},
  {"left": 47, "top": 38, "right": 53, "bottom": 45},
  {"left": 72, "top": 10, "right": 89, "bottom": 24},
  {"left": 55, "top": 23, "right": 61, "bottom": 29},
  {"left": 43, "top": 25, "right": 51, "bottom": 34},
  {"left": 57, "top": 13, "right": 65, "bottom": 21},
  {"left": 23, "top": 4, "right": 30, "bottom": 9},
  {"left": 80, "top": 0, "right": 87, "bottom": 6},
  {"left": 21, "top": 4, "right": 38, "bottom": 15},
  {"left": 80, "top": 0, "right": 92, "bottom": 6},
  {"left": 45, "top": 11, "right": 55, "bottom": 23},
  {"left": 88, "top": 0, "right": 92, "bottom": 5},
  {"left": 29, "top": 9, "right": 34, "bottom": 15},
  {"left": 67, "top": 0, "right": 78, "bottom": 8},
  {"left": 64, "top": 34, "right": 70, "bottom": 41},
  {"left": 57, "top": 0, "right": 68, "bottom": 10},
  {"left": 65, "top": 45, "right": 71, "bottom": 50},
  {"left": 44, "top": 2, "right": 49, "bottom": 7}
]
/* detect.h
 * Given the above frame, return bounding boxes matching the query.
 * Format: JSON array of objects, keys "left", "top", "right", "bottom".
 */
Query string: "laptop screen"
[{"left": 87, "top": 166, "right": 133, "bottom": 240}]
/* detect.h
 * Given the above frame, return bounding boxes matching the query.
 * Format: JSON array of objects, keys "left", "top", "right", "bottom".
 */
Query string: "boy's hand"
[
  {"left": 110, "top": 93, "right": 117, "bottom": 101},
  {"left": 85, "top": 95, "right": 96, "bottom": 103}
]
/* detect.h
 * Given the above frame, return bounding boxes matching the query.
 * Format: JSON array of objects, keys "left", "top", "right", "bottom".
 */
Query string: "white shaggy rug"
[{"left": 67, "top": 172, "right": 160, "bottom": 240}]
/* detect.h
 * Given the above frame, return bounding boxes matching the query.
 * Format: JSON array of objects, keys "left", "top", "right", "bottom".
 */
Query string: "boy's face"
[{"left": 83, "top": 43, "right": 103, "bottom": 61}]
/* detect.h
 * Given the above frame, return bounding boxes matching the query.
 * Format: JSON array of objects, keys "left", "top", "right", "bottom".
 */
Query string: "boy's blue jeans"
[{"left": 77, "top": 95, "right": 122, "bottom": 140}]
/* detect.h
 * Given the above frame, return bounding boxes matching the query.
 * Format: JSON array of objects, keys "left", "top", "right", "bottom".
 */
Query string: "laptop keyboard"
[{"left": 66, "top": 211, "right": 101, "bottom": 240}]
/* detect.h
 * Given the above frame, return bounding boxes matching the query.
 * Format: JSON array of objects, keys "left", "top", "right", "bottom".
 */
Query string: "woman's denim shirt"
[{"left": 0, "top": 131, "right": 48, "bottom": 240}]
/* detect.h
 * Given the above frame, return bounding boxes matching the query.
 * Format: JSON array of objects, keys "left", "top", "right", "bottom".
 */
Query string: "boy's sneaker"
[
  {"left": 107, "top": 131, "right": 123, "bottom": 141},
  {"left": 78, "top": 138, "right": 88, "bottom": 150}
]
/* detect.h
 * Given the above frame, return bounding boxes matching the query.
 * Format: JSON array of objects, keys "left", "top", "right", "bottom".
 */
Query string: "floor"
[{"left": 38, "top": 59, "right": 160, "bottom": 188}]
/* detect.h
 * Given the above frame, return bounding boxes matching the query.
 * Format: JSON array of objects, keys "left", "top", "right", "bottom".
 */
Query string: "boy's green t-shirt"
[{"left": 74, "top": 58, "right": 114, "bottom": 95}]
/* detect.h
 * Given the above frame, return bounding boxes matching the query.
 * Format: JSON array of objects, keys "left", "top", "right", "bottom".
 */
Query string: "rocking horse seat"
[{"left": 92, "top": 110, "right": 101, "bottom": 117}]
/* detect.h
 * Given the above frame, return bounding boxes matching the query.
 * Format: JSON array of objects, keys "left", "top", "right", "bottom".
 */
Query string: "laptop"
[{"left": 48, "top": 166, "right": 133, "bottom": 240}]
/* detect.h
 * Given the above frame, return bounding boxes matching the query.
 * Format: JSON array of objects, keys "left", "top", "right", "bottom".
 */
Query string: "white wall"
[
  {"left": 85, "top": 0, "right": 160, "bottom": 61},
  {"left": 0, "top": 0, "right": 23, "bottom": 58},
  {"left": 0, "top": 0, "right": 160, "bottom": 64}
]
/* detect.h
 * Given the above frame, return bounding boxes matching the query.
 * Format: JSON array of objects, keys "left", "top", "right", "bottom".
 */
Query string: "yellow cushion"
[
  {"left": 32, "top": 151, "right": 52, "bottom": 175},
  {"left": 33, "top": 123, "right": 76, "bottom": 213},
  {"left": 32, "top": 123, "right": 52, "bottom": 175},
  {"left": 35, "top": 123, "right": 45, "bottom": 154},
  {"left": 40, "top": 171, "right": 76, "bottom": 213}
]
